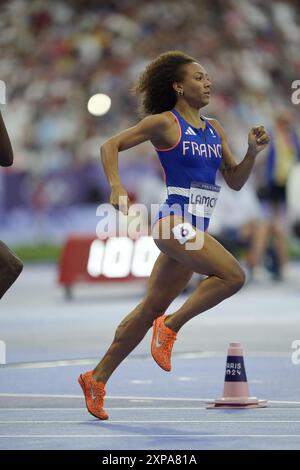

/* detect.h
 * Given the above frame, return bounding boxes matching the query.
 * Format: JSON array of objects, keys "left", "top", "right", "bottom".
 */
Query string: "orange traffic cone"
[{"left": 207, "top": 342, "right": 267, "bottom": 409}]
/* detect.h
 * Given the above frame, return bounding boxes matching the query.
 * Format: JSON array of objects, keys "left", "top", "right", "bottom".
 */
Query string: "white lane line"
[
  {"left": 1, "top": 393, "right": 300, "bottom": 406},
  {"left": 0, "top": 394, "right": 83, "bottom": 399},
  {"left": 269, "top": 400, "right": 300, "bottom": 405},
  {"left": 0, "top": 394, "right": 212, "bottom": 401},
  {"left": 0, "top": 406, "right": 300, "bottom": 414},
  {"left": 1, "top": 407, "right": 299, "bottom": 412},
  {"left": 0, "top": 359, "right": 97, "bottom": 370},
  {"left": 0, "top": 434, "right": 300, "bottom": 438},
  {"left": 0, "top": 420, "right": 300, "bottom": 424},
  {"left": 0, "top": 351, "right": 292, "bottom": 370},
  {"left": 130, "top": 380, "right": 153, "bottom": 384},
  {"left": 0, "top": 407, "right": 206, "bottom": 411}
]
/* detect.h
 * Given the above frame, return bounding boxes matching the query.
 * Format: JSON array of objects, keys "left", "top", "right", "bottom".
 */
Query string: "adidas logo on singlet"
[{"left": 185, "top": 126, "right": 197, "bottom": 135}]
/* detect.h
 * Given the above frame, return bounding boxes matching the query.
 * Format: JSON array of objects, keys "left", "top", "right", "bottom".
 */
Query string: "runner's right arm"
[{"left": 100, "top": 114, "right": 171, "bottom": 214}]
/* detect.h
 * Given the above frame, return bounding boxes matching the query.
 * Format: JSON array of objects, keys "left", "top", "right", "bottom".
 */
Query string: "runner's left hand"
[{"left": 248, "top": 126, "right": 270, "bottom": 155}]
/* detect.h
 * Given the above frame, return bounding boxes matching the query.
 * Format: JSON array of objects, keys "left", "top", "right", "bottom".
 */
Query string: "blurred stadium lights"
[{"left": 87, "top": 93, "right": 111, "bottom": 116}]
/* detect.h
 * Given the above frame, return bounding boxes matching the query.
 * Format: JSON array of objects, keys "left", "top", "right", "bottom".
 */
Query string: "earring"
[{"left": 177, "top": 90, "right": 184, "bottom": 96}]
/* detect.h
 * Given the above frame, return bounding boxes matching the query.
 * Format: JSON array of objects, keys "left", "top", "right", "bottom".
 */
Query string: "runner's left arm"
[
  {"left": 210, "top": 119, "right": 270, "bottom": 191},
  {"left": 0, "top": 110, "right": 13, "bottom": 167}
]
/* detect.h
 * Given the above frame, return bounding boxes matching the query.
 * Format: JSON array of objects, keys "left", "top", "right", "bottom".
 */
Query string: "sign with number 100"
[{"left": 87, "top": 236, "right": 160, "bottom": 278}]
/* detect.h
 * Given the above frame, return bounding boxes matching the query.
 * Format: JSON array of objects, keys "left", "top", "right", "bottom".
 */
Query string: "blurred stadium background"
[{"left": 0, "top": 0, "right": 299, "bottom": 260}]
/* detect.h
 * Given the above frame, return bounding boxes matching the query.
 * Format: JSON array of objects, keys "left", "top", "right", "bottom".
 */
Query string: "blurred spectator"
[
  {"left": 209, "top": 180, "right": 264, "bottom": 267},
  {"left": 249, "top": 111, "right": 300, "bottom": 280}
]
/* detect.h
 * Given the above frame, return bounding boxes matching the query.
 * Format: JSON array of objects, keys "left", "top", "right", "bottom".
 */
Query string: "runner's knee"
[
  {"left": 0, "top": 256, "right": 23, "bottom": 283},
  {"left": 220, "top": 264, "right": 246, "bottom": 295},
  {"left": 9, "top": 257, "right": 23, "bottom": 281}
]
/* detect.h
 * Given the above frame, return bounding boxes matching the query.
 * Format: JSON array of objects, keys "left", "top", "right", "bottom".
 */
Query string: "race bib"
[{"left": 188, "top": 182, "right": 221, "bottom": 218}]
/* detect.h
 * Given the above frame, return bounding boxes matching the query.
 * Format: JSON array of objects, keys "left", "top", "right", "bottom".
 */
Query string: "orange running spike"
[
  {"left": 78, "top": 370, "right": 109, "bottom": 420},
  {"left": 151, "top": 314, "right": 177, "bottom": 372}
]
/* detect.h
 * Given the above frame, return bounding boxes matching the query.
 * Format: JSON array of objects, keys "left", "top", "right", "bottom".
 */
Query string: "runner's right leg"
[{"left": 92, "top": 252, "right": 193, "bottom": 383}]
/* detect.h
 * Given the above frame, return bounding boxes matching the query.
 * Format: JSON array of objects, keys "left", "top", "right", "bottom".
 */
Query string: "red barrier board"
[{"left": 58, "top": 234, "right": 160, "bottom": 290}]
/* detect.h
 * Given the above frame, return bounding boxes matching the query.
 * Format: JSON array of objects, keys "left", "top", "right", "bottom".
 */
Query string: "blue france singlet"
[{"left": 152, "top": 108, "right": 223, "bottom": 231}]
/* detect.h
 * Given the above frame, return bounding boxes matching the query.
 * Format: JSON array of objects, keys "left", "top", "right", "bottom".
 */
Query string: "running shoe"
[
  {"left": 78, "top": 370, "right": 109, "bottom": 420},
  {"left": 151, "top": 314, "right": 177, "bottom": 371}
]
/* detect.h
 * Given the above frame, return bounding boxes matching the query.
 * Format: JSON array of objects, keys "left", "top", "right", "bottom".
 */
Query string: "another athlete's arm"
[
  {"left": 210, "top": 119, "right": 270, "bottom": 191},
  {"left": 101, "top": 114, "right": 171, "bottom": 213},
  {"left": 0, "top": 111, "right": 13, "bottom": 167}
]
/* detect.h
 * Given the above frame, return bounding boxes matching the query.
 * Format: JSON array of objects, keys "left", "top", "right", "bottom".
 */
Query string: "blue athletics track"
[{"left": 1, "top": 264, "right": 300, "bottom": 450}]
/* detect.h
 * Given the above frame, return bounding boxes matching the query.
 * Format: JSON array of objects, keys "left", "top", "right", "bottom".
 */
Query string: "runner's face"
[{"left": 176, "top": 62, "right": 211, "bottom": 107}]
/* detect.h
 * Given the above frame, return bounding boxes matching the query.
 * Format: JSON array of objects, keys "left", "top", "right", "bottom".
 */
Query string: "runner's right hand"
[{"left": 110, "top": 184, "right": 130, "bottom": 215}]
